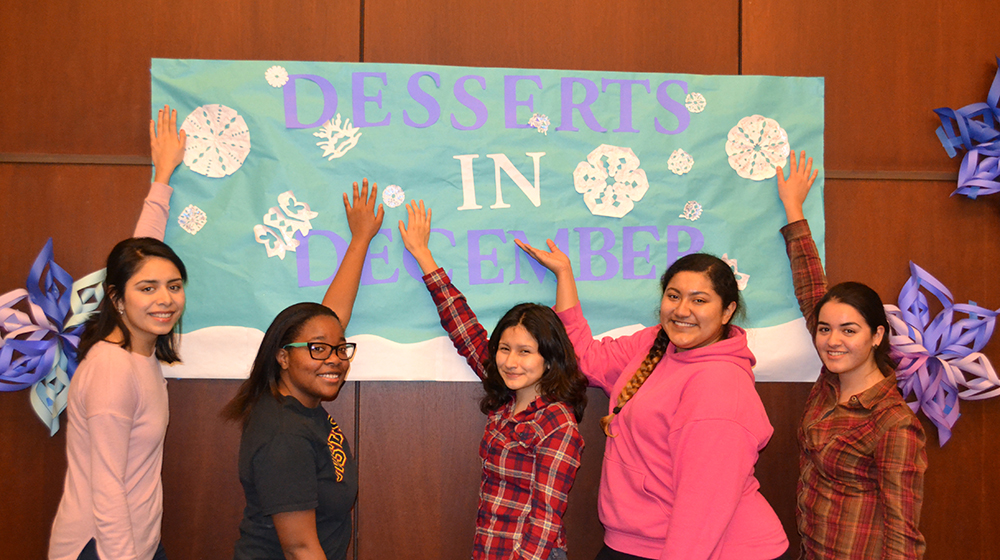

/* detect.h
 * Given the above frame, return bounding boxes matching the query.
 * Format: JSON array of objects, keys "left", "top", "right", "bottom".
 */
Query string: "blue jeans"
[{"left": 77, "top": 539, "right": 167, "bottom": 560}]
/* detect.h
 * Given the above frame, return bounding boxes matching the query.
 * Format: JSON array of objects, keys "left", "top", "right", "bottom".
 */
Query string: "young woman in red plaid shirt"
[
  {"left": 399, "top": 201, "right": 588, "bottom": 560},
  {"left": 777, "top": 150, "right": 927, "bottom": 559}
]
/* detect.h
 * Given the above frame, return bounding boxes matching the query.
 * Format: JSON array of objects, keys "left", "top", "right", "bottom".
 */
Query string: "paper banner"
[{"left": 884, "top": 261, "right": 1000, "bottom": 446}]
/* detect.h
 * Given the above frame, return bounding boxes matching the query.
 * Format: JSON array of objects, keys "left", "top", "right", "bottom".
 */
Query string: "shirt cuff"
[
  {"left": 423, "top": 267, "right": 449, "bottom": 289},
  {"left": 780, "top": 219, "right": 811, "bottom": 243}
]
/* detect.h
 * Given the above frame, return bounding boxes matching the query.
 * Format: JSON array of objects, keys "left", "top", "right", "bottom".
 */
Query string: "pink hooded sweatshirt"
[{"left": 557, "top": 303, "right": 787, "bottom": 560}]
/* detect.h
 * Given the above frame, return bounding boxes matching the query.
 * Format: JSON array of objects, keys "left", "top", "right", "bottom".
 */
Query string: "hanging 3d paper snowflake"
[
  {"left": 0, "top": 240, "right": 105, "bottom": 435},
  {"left": 572, "top": 144, "right": 649, "bottom": 218},
  {"left": 725, "top": 115, "right": 789, "bottom": 181},
  {"left": 265, "top": 65, "right": 289, "bottom": 88},
  {"left": 721, "top": 253, "right": 749, "bottom": 290},
  {"left": 382, "top": 185, "right": 405, "bottom": 208},
  {"left": 314, "top": 114, "right": 362, "bottom": 160},
  {"left": 884, "top": 261, "right": 999, "bottom": 446},
  {"left": 684, "top": 92, "right": 707, "bottom": 113},
  {"left": 181, "top": 104, "right": 252, "bottom": 178},
  {"left": 667, "top": 148, "right": 694, "bottom": 175},
  {"left": 178, "top": 204, "right": 208, "bottom": 235},
  {"left": 528, "top": 113, "right": 551, "bottom": 135},
  {"left": 679, "top": 201, "right": 702, "bottom": 221}
]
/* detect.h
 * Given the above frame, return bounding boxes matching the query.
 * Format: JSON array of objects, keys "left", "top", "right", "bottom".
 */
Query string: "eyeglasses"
[{"left": 283, "top": 342, "right": 357, "bottom": 361}]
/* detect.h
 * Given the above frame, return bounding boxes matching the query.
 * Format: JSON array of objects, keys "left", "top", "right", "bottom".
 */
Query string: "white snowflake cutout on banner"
[
  {"left": 382, "top": 185, "right": 405, "bottom": 208},
  {"left": 177, "top": 205, "right": 207, "bottom": 235},
  {"left": 667, "top": 149, "right": 694, "bottom": 175},
  {"left": 314, "top": 114, "right": 362, "bottom": 160},
  {"left": 254, "top": 191, "right": 318, "bottom": 260},
  {"left": 528, "top": 113, "right": 550, "bottom": 135},
  {"left": 685, "top": 92, "right": 707, "bottom": 113},
  {"left": 679, "top": 201, "right": 702, "bottom": 221},
  {"left": 725, "top": 115, "right": 789, "bottom": 181},
  {"left": 572, "top": 144, "right": 649, "bottom": 218},
  {"left": 181, "top": 104, "right": 251, "bottom": 178},
  {"left": 722, "top": 253, "right": 750, "bottom": 290},
  {"left": 265, "top": 65, "right": 289, "bottom": 88}
]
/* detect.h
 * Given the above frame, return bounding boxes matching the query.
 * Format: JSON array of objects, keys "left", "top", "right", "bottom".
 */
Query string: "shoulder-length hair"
[
  {"left": 222, "top": 302, "right": 340, "bottom": 430},
  {"left": 77, "top": 237, "right": 187, "bottom": 363},
  {"left": 480, "top": 303, "right": 588, "bottom": 421},
  {"left": 812, "top": 281, "right": 896, "bottom": 376}
]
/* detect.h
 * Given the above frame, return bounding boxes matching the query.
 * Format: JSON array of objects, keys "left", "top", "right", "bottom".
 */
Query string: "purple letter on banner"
[
  {"left": 352, "top": 72, "right": 391, "bottom": 127},
  {"left": 666, "top": 225, "right": 704, "bottom": 265},
  {"left": 556, "top": 78, "right": 607, "bottom": 133},
  {"left": 602, "top": 79, "right": 651, "bottom": 133},
  {"left": 623, "top": 226, "right": 659, "bottom": 280},
  {"left": 655, "top": 80, "right": 690, "bottom": 134},
  {"left": 403, "top": 228, "right": 456, "bottom": 281},
  {"left": 404, "top": 71, "right": 441, "bottom": 128},
  {"left": 504, "top": 75, "right": 543, "bottom": 129},
  {"left": 296, "top": 230, "right": 348, "bottom": 287},
  {"left": 451, "top": 75, "right": 488, "bottom": 131},
  {"left": 468, "top": 229, "right": 506, "bottom": 284},
  {"left": 507, "top": 229, "right": 570, "bottom": 285},
  {"left": 284, "top": 74, "right": 338, "bottom": 129},
  {"left": 576, "top": 227, "right": 619, "bottom": 281},
  {"left": 361, "top": 229, "right": 399, "bottom": 285}
]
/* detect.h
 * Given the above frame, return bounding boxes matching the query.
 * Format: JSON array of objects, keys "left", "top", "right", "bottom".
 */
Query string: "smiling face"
[
  {"left": 659, "top": 270, "right": 737, "bottom": 351},
  {"left": 814, "top": 301, "right": 884, "bottom": 378},
  {"left": 276, "top": 315, "right": 350, "bottom": 408},
  {"left": 117, "top": 256, "right": 185, "bottom": 356},
  {"left": 495, "top": 324, "right": 547, "bottom": 406}
]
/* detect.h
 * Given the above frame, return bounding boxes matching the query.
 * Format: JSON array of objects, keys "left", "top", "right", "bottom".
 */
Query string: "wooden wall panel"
[
  {"left": 363, "top": 0, "right": 740, "bottom": 74},
  {"left": 743, "top": 0, "right": 1000, "bottom": 172},
  {"left": 0, "top": 1, "right": 361, "bottom": 156}
]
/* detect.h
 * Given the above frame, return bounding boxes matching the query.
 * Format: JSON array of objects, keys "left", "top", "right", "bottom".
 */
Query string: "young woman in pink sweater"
[{"left": 519, "top": 241, "right": 788, "bottom": 560}]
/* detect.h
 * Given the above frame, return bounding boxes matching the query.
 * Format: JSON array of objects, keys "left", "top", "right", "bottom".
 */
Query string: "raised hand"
[
  {"left": 515, "top": 238, "right": 579, "bottom": 312},
  {"left": 150, "top": 104, "right": 187, "bottom": 185},
  {"left": 776, "top": 149, "right": 818, "bottom": 223},
  {"left": 398, "top": 200, "right": 439, "bottom": 274},
  {"left": 343, "top": 178, "right": 385, "bottom": 244}
]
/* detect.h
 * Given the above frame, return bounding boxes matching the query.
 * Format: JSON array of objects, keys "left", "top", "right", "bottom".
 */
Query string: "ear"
[
  {"left": 873, "top": 325, "right": 885, "bottom": 348},
  {"left": 722, "top": 301, "right": 737, "bottom": 324},
  {"left": 276, "top": 348, "right": 290, "bottom": 370}
]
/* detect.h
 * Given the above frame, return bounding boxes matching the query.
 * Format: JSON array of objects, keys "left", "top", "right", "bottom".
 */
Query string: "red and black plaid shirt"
[
  {"left": 782, "top": 220, "right": 927, "bottom": 560},
  {"left": 425, "top": 268, "right": 583, "bottom": 560}
]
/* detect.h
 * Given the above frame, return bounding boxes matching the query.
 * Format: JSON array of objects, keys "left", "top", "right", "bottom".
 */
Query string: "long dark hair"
[
  {"left": 812, "top": 281, "right": 896, "bottom": 376},
  {"left": 481, "top": 303, "right": 588, "bottom": 421},
  {"left": 77, "top": 237, "right": 187, "bottom": 363},
  {"left": 222, "top": 302, "right": 341, "bottom": 430}
]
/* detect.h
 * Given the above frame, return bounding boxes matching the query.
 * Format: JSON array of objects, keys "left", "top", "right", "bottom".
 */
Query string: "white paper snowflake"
[
  {"left": 572, "top": 144, "right": 649, "bottom": 218},
  {"left": 667, "top": 148, "right": 694, "bottom": 175},
  {"left": 254, "top": 191, "right": 318, "bottom": 259},
  {"left": 177, "top": 204, "right": 207, "bottom": 235},
  {"left": 181, "top": 104, "right": 251, "bottom": 179},
  {"left": 528, "top": 113, "right": 550, "bottom": 135},
  {"left": 314, "top": 114, "right": 362, "bottom": 160},
  {"left": 685, "top": 92, "right": 707, "bottom": 113},
  {"left": 725, "top": 115, "right": 789, "bottom": 181},
  {"left": 265, "top": 65, "right": 289, "bottom": 88},
  {"left": 382, "top": 185, "right": 405, "bottom": 208},
  {"left": 722, "top": 253, "right": 750, "bottom": 291},
  {"left": 679, "top": 201, "right": 702, "bottom": 221}
]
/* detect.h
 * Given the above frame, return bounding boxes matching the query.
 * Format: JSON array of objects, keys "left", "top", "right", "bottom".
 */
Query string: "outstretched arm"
[
  {"left": 321, "top": 179, "right": 385, "bottom": 328},
  {"left": 134, "top": 105, "right": 187, "bottom": 240},
  {"left": 776, "top": 149, "right": 826, "bottom": 328},
  {"left": 515, "top": 239, "right": 578, "bottom": 313}
]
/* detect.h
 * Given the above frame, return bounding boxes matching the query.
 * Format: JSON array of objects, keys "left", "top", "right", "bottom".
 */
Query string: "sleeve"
[
  {"left": 659, "top": 372, "right": 763, "bottom": 560},
  {"left": 780, "top": 219, "right": 828, "bottom": 333},
  {"left": 876, "top": 415, "right": 927, "bottom": 559},
  {"left": 81, "top": 352, "right": 142, "bottom": 560},
  {"left": 253, "top": 433, "right": 322, "bottom": 516},
  {"left": 423, "top": 267, "right": 491, "bottom": 380},
  {"left": 555, "top": 302, "right": 651, "bottom": 394},
  {"left": 517, "top": 418, "right": 583, "bottom": 560},
  {"left": 133, "top": 182, "right": 173, "bottom": 240}
]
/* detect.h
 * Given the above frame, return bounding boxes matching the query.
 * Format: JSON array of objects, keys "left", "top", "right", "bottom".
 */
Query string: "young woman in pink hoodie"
[{"left": 520, "top": 242, "right": 788, "bottom": 560}]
